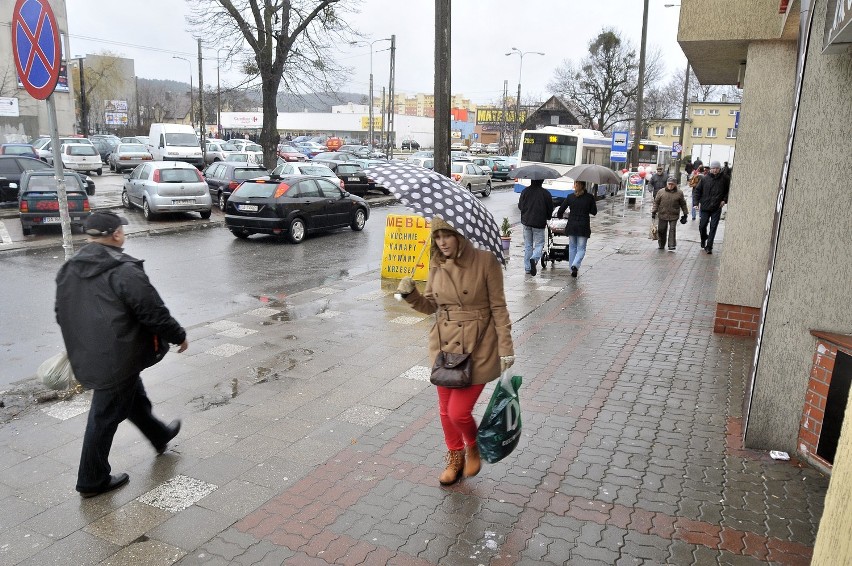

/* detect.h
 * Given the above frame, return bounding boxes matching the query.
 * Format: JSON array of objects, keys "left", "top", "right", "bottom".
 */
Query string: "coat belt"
[{"left": 439, "top": 307, "right": 491, "bottom": 321}]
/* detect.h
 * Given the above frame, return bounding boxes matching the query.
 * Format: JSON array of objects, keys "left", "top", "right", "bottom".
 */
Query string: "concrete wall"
[
  {"left": 716, "top": 42, "right": 798, "bottom": 310},
  {"left": 811, "top": 389, "right": 852, "bottom": 564},
  {"left": 744, "top": 0, "right": 852, "bottom": 451}
]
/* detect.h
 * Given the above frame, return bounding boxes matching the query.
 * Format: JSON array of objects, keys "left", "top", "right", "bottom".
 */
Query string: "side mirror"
[{"left": 123, "top": 173, "right": 131, "bottom": 179}]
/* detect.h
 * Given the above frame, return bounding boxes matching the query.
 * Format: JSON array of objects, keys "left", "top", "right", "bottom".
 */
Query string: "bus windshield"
[
  {"left": 637, "top": 144, "right": 658, "bottom": 165},
  {"left": 520, "top": 133, "right": 577, "bottom": 166}
]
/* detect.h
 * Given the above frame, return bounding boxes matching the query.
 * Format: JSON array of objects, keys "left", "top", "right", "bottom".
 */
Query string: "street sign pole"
[{"left": 46, "top": 94, "right": 73, "bottom": 259}]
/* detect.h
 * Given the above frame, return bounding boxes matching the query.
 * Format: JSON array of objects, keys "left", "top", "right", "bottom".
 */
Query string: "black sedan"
[
  {"left": 311, "top": 159, "right": 375, "bottom": 196},
  {"left": 1, "top": 155, "right": 53, "bottom": 204},
  {"left": 224, "top": 174, "right": 369, "bottom": 243},
  {"left": 18, "top": 171, "right": 91, "bottom": 236},
  {"left": 203, "top": 161, "right": 267, "bottom": 209}
]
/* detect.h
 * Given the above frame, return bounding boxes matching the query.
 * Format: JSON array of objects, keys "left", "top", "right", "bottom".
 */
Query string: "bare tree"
[
  {"left": 0, "top": 63, "right": 16, "bottom": 97},
  {"left": 69, "top": 52, "right": 128, "bottom": 134},
  {"left": 187, "top": 0, "right": 361, "bottom": 167},
  {"left": 548, "top": 29, "right": 664, "bottom": 134}
]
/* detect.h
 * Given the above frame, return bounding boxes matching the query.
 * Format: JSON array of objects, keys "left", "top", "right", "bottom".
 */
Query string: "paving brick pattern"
[{"left": 0, "top": 202, "right": 830, "bottom": 565}]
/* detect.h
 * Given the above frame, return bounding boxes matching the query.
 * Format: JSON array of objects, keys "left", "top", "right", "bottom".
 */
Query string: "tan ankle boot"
[
  {"left": 463, "top": 443, "right": 481, "bottom": 477},
  {"left": 439, "top": 449, "right": 465, "bottom": 485}
]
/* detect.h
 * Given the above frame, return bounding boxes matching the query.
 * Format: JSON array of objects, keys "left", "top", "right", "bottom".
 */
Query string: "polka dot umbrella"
[{"left": 364, "top": 161, "right": 505, "bottom": 264}]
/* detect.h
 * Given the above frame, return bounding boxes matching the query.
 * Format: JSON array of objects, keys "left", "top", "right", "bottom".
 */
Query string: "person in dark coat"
[
  {"left": 55, "top": 212, "right": 188, "bottom": 498},
  {"left": 693, "top": 161, "right": 730, "bottom": 254},
  {"left": 556, "top": 180, "right": 598, "bottom": 277},
  {"left": 517, "top": 179, "right": 555, "bottom": 276},
  {"left": 647, "top": 166, "right": 667, "bottom": 199}
]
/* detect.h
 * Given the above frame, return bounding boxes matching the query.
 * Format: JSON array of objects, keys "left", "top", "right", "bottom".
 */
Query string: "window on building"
[
  {"left": 726, "top": 128, "right": 738, "bottom": 138},
  {"left": 672, "top": 126, "right": 681, "bottom": 137},
  {"left": 654, "top": 126, "right": 665, "bottom": 135},
  {"left": 729, "top": 110, "right": 738, "bottom": 115},
  {"left": 708, "top": 109, "right": 720, "bottom": 116},
  {"left": 706, "top": 127, "right": 717, "bottom": 137},
  {"left": 693, "top": 108, "right": 705, "bottom": 116},
  {"left": 691, "top": 127, "right": 702, "bottom": 137}
]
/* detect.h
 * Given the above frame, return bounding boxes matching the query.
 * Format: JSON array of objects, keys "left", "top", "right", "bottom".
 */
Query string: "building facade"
[
  {"left": 678, "top": 0, "right": 851, "bottom": 557},
  {"left": 647, "top": 100, "right": 740, "bottom": 165}
]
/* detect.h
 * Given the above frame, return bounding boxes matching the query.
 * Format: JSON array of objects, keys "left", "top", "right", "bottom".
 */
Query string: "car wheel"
[
  {"left": 143, "top": 199, "right": 154, "bottom": 220},
  {"left": 230, "top": 229, "right": 250, "bottom": 239},
  {"left": 109, "top": 162, "right": 115, "bottom": 172},
  {"left": 218, "top": 193, "right": 226, "bottom": 209},
  {"left": 287, "top": 218, "right": 306, "bottom": 244},
  {"left": 351, "top": 208, "right": 367, "bottom": 231},
  {"left": 200, "top": 209, "right": 212, "bottom": 220},
  {"left": 96, "top": 169, "right": 102, "bottom": 176},
  {"left": 466, "top": 184, "right": 473, "bottom": 192},
  {"left": 483, "top": 181, "right": 492, "bottom": 197},
  {"left": 22, "top": 226, "right": 32, "bottom": 236},
  {"left": 121, "top": 189, "right": 131, "bottom": 209}
]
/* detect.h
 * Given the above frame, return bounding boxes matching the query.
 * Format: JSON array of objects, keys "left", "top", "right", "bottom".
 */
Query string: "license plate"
[
  {"left": 172, "top": 199, "right": 195, "bottom": 205},
  {"left": 42, "top": 217, "right": 61, "bottom": 223},
  {"left": 238, "top": 204, "right": 258, "bottom": 212},
  {"left": 348, "top": 177, "right": 361, "bottom": 182}
]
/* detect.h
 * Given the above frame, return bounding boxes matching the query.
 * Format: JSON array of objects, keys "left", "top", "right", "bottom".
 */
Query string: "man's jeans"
[
  {"left": 699, "top": 208, "right": 722, "bottom": 250},
  {"left": 568, "top": 235, "right": 589, "bottom": 268},
  {"left": 523, "top": 225, "right": 545, "bottom": 271}
]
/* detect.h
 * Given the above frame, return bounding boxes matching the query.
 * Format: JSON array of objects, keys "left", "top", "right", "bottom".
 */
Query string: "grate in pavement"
[
  {"left": 400, "top": 365, "right": 431, "bottom": 382},
  {"left": 206, "top": 320, "right": 243, "bottom": 331},
  {"left": 42, "top": 393, "right": 90, "bottom": 421},
  {"left": 217, "top": 327, "right": 259, "bottom": 338},
  {"left": 204, "top": 343, "right": 250, "bottom": 357},
  {"left": 246, "top": 307, "right": 283, "bottom": 317},
  {"left": 390, "top": 315, "right": 426, "bottom": 325},
  {"left": 138, "top": 474, "right": 217, "bottom": 513}
]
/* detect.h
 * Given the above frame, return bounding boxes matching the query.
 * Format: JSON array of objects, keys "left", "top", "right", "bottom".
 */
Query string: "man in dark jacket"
[
  {"left": 55, "top": 212, "right": 188, "bottom": 498},
  {"left": 647, "top": 166, "right": 667, "bottom": 199},
  {"left": 693, "top": 160, "right": 730, "bottom": 254},
  {"left": 518, "top": 178, "right": 554, "bottom": 276},
  {"left": 556, "top": 180, "right": 598, "bottom": 277}
]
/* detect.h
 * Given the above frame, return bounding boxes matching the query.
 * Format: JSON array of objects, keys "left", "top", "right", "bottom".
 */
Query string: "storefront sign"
[
  {"left": 360, "top": 116, "right": 382, "bottom": 130},
  {"left": 0, "top": 97, "right": 20, "bottom": 117},
  {"left": 381, "top": 214, "right": 431, "bottom": 281}
]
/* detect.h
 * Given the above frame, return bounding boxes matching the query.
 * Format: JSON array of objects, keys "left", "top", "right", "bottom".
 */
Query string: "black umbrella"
[
  {"left": 512, "top": 164, "right": 561, "bottom": 180},
  {"left": 363, "top": 161, "right": 505, "bottom": 264},
  {"left": 565, "top": 164, "right": 623, "bottom": 185}
]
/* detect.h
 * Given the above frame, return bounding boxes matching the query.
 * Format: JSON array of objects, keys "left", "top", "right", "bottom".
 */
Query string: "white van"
[{"left": 147, "top": 124, "right": 203, "bottom": 167}]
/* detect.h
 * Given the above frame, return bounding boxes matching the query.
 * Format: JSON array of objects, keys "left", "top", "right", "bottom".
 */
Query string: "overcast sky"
[{"left": 65, "top": 0, "right": 686, "bottom": 105}]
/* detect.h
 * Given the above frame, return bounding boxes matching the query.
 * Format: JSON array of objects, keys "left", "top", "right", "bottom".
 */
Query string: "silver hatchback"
[
  {"left": 122, "top": 161, "right": 212, "bottom": 220},
  {"left": 108, "top": 143, "right": 153, "bottom": 173}
]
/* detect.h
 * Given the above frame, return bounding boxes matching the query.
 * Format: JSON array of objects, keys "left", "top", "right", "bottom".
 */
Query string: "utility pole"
[
  {"left": 76, "top": 58, "right": 88, "bottom": 136},
  {"left": 676, "top": 63, "right": 690, "bottom": 183},
  {"left": 631, "top": 0, "right": 649, "bottom": 169},
  {"left": 197, "top": 39, "right": 206, "bottom": 160},
  {"left": 434, "top": 2, "right": 450, "bottom": 176},
  {"left": 501, "top": 79, "right": 508, "bottom": 153},
  {"left": 134, "top": 76, "right": 141, "bottom": 131},
  {"left": 380, "top": 86, "right": 386, "bottom": 149},
  {"left": 387, "top": 35, "right": 396, "bottom": 159}
]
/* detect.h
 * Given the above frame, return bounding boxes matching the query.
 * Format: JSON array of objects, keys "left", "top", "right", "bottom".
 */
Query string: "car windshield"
[
  {"left": 234, "top": 168, "right": 266, "bottom": 180},
  {"left": 227, "top": 154, "right": 249, "bottom": 162},
  {"left": 120, "top": 144, "right": 146, "bottom": 152},
  {"left": 19, "top": 158, "right": 50, "bottom": 171},
  {"left": 279, "top": 145, "right": 299, "bottom": 153},
  {"left": 298, "top": 166, "right": 333, "bottom": 176},
  {"left": 337, "top": 165, "right": 362, "bottom": 174},
  {"left": 3, "top": 145, "right": 34, "bottom": 155},
  {"left": 236, "top": 181, "right": 276, "bottom": 198},
  {"left": 158, "top": 168, "right": 200, "bottom": 183},
  {"left": 219, "top": 143, "right": 238, "bottom": 151},
  {"left": 164, "top": 133, "right": 198, "bottom": 147},
  {"left": 68, "top": 145, "right": 97, "bottom": 156},
  {"left": 451, "top": 164, "right": 464, "bottom": 173},
  {"left": 26, "top": 174, "right": 82, "bottom": 191},
  {"left": 244, "top": 144, "right": 262, "bottom": 152},
  {"left": 32, "top": 139, "right": 50, "bottom": 149}
]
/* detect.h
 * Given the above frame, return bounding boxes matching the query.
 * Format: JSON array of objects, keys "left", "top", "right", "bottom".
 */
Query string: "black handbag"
[{"left": 430, "top": 314, "right": 486, "bottom": 389}]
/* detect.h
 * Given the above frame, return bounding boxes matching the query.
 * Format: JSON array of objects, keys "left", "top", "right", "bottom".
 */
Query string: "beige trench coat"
[{"left": 404, "top": 240, "right": 514, "bottom": 386}]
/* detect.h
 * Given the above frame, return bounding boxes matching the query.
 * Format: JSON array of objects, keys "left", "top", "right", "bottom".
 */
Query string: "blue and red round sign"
[{"left": 11, "top": 0, "right": 61, "bottom": 100}]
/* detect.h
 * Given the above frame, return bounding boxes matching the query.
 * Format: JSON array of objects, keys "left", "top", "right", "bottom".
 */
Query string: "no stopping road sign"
[{"left": 11, "top": 0, "right": 61, "bottom": 100}]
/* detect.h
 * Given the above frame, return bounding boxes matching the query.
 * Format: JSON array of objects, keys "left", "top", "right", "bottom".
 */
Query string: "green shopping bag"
[{"left": 476, "top": 372, "right": 522, "bottom": 463}]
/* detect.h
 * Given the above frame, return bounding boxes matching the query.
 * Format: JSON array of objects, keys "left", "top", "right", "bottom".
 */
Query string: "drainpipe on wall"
[{"left": 743, "top": 0, "right": 814, "bottom": 442}]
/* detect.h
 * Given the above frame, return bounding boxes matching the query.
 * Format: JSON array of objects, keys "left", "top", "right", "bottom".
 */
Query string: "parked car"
[
  {"left": 108, "top": 143, "right": 153, "bottom": 173},
  {"left": 147, "top": 123, "right": 203, "bottom": 167},
  {"left": 400, "top": 139, "right": 420, "bottom": 151},
  {"left": 312, "top": 151, "right": 355, "bottom": 162},
  {"left": 469, "top": 142, "right": 484, "bottom": 153},
  {"left": 494, "top": 156, "right": 520, "bottom": 175},
  {"left": 450, "top": 161, "right": 492, "bottom": 196},
  {"left": 18, "top": 170, "right": 90, "bottom": 236},
  {"left": 119, "top": 135, "right": 150, "bottom": 146},
  {"left": 0, "top": 143, "right": 38, "bottom": 157},
  {"left": 0, "top": 155, "right": 53, "bottom": 204},
  {"left": 39, "top": 137, "right": 94, "bottom": 165},
  {"left": 295, "top": 141, "right": 326, "bottom": 157},
  {"left": 271, "top": 161, "right": 343, "bottom": 189},
  {"left": 91, "top": 138, "right": 119, "bottom": 164},
  {"left": 338, "top": 145, "right": 372, "bottom": 158},
  {"left": 485, "top": 142, "right": 500, "bottom": 154},
  {"left": 224, "top": 175, "right": 370, "bottom": 243},
  {"left": 409, "top": 150, "right": 434, "bottom": 159},
  {"left": 203, "top": 161, "right": 267, "bottom": 209},
  {"left": 276, "top": 144, "right": 308, "bottom": 162},
  {"left": 311, "top": 160, "right": 375, "bottom": 196},
  {"left": 407, "top": 156, "right": 434, "bottom": 170},
  {"left": 450, "top": 141, "right": 467, "bottom": 151},
  {"left": 205, "top": 140, "right": 239, "bottom": 164},
  {"left": 121, "top": 161, "right": 212, "bottom": 220},
  {"left": 225, "top": 152, "right": 264, "bottom": 165},
  {"left": 61, "top": 143, "right": 103, "bottom": 176},
  {"left": 471, "top": 157, "right": 511, "bottom": 181}
]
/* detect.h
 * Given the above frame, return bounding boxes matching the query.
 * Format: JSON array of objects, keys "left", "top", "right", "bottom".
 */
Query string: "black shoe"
[
  {"left": 79, "top": 473, "right": 129, "bottom": 498},
  {"left": 529, "top": 259, "right": 536, "bottom": 276},
  {"left": 658, "top": 245, "right": 665, "bottom": 250},
  {"left": 571, "top": 266, "right": 578, "bottom": 278},
  {"left": 700, "top": 240, "right": 706, "bottom": 250},
  {"left": 155, "top": 420, "right": 181, "bottom": 455},
  {"left": 705, "top": 248, "right": 713, "bottom": 254},
  {"left": 668, "top": 246, "right": 676, "bottom": 251}
]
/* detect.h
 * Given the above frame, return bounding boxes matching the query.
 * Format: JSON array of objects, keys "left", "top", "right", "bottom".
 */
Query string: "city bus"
[
  {"left": 513, "top": 127, "right": 614, "bottom": 199},
  {"left": 631, "top": 139, "right": 671, "bottom": 172}
]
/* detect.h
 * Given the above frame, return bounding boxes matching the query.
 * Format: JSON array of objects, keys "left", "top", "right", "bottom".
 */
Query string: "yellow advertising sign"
[
  {"left": 382, "top": 214, "right": 431, "bottom": 281},
  {"left": 360, "top": 116, "right": 383, "bottom": 130}
]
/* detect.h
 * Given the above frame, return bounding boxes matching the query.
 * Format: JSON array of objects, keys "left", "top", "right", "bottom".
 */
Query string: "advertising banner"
[
  {"left": 381, "top": 214, "right": 431, "bottom": 281},
  {"left": 104, "top": 100, "right": 128, "bottom": 113},
  {"left": 0, "top": 97, "right": 20, "bottom": 117},
  {"left": 624, "top": 173, "right": 645, "bottom": 199},
  {"left": 104, "top": 112, "right": 128, "bottom": 126},
  {"left": 360, "top": 116, "right": 382, "bottom": 130}
]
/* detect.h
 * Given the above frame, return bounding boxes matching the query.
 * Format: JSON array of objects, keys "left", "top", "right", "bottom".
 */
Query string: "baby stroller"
[{"left": 540, "top": 216, "right": 570, "bottom": 268}]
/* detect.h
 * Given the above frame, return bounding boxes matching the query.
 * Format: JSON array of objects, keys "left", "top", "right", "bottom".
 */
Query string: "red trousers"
[{"left": 437, "top": 384, "right": 485, "bottom": 450}]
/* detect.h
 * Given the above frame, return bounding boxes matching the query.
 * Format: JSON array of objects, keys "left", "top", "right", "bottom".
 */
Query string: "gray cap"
[
  {"left": 710, "top": 160, "right": 722, "bottom": 169},
  {"left": 667, "top": 176, "right": 677, "bottom": 183},
  {"left": 84, "top": 211, "right": 128, "bottom": 236}
]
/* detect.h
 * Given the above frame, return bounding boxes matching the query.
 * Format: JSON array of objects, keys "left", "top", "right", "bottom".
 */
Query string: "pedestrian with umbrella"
[
  {"left": 518, "top": 178, "right": 556, "bottom": 276},
  {"left": 395, "top": 216, "right": 515, "bottom": 485}
]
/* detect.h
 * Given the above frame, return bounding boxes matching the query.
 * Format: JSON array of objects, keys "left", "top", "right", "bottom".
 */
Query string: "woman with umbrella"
[{"left": 396, "top": 217, "right": 515, "bottom": 486}]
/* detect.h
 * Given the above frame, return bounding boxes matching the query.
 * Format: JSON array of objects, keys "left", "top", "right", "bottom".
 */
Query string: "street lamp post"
[
  {"left": 631, "top": 0, "right": 649, "bottom": 170},
  {"left": 506, "top": 47, "right": 544, "bottom": 152},
  {"left": 676, "top": 63, "right": 690, "bottom": 183},
  {"left": 216, "top": 48, "right": 228, "bottom": 139},
  {"left": 352, "top": 38, "right": 392, "bottom": 150},
  {"left": 172, "top": 56, "right": 193, "bottom": 129},
  {"left": 72, "top": 57, "right": 88, "bottom": 136}
]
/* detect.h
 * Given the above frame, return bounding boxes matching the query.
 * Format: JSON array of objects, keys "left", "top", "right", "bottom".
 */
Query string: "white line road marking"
[{"left": 0, "top": 220, "right": 11, "bottom": 243}]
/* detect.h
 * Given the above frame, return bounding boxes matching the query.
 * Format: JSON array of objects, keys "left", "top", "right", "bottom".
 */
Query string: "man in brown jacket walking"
[{"left": 652, "top": 176, "right": 689, "bottom": 251}]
